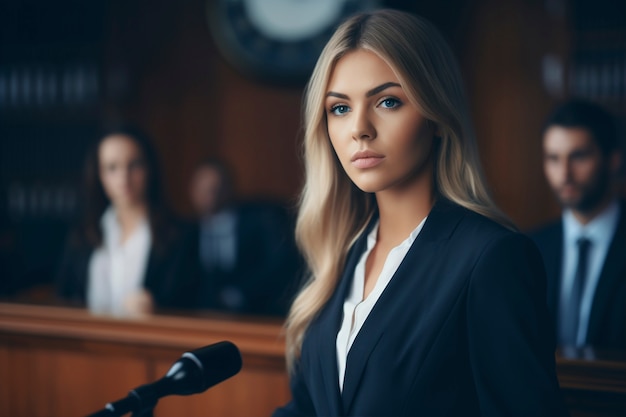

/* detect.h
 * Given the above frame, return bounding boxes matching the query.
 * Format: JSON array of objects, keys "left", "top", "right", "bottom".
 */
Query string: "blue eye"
[
  {"left": 379, "top": 98, "right": 401, "bottom": 109},
  {"left": 330, "top": 104, "right": 350, "bottom": 115}
]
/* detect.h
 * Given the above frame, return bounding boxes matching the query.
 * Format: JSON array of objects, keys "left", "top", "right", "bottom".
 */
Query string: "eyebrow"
[{"left": 326, "top": 82, "right": 401, "bottom": 99}]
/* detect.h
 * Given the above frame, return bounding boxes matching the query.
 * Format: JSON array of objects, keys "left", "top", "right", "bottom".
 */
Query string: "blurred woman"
[{"left": 56, "top": 126, "right": 198, "bottom": 317}]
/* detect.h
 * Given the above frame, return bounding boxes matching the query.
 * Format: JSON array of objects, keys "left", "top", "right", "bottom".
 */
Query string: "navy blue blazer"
[
  {"left": 529, "top": 200, "right": 626, "bottom": 350},
  {"left": 274, "top": 198, "right": 567, "bottom": 417}
]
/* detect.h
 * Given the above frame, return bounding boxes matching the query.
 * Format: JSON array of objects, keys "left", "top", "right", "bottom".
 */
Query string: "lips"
[
  {"left": 350, "top": 150, "right": 384, "bottom": 169},
  {"left": 558, "top": 183, "right": 580, "bottom": 195}
]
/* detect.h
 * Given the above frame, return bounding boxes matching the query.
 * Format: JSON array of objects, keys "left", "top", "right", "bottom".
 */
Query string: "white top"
[
  {"left": 560, "top": 199, "right": 620, "bottom": 345},
  {"left": 87, "top": 206, "right": 152, "bottom": 317},
  {"left": 336, "top": 217, "right": 427, "bottom": 392}
]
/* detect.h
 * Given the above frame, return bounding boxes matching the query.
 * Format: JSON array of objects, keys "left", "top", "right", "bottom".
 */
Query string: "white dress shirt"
[
  {"left": 336, "top": 217, "right": 427, "bottom": 391},
  {"left": 87, "top": 206, "right": 152, "bottom": 317},
  {"left": 560, "top": 199, "right": 620, "bottom": 345}
]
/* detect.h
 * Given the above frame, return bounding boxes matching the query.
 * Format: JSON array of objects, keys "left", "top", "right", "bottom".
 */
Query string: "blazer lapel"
[
  {"left": 314, "top": 224, "right": 371, "bottom": 416},
  {"left": 586, "top": 205, "right": 626, "bottom": 343},
  {"left": 545, "top": 223, "right": 563, "bottom": 322},
  {"left": 340, "top": 198, "right": 466, "bottom": 413},
  {"left": 143, "top": 249, "right": 159, "bottom": 293}
]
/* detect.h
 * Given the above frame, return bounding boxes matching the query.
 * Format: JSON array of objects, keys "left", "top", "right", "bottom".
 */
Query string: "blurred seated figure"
[
  {"left": 56, "top": 126, "right": 199, "bottom": 317},
  {"left": 187, "top": 158, "right": 302, "bottom": 316}
]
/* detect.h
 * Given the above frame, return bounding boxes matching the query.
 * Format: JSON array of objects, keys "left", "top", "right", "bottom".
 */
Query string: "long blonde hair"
[{"left": 285, "top": 9, "right": 514, "bottom": 372}]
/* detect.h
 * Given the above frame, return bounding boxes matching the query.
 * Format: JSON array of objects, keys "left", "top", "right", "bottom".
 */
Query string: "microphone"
[{"left": 87, "top": 341, "right": 242, "bottom": 417}]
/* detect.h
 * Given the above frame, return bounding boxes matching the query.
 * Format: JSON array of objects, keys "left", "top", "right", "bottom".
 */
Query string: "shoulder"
[
  {"left": 526, "top": 218, "right": 561, "bottom": 240},
  {"left": 430, "top": 198, "right": 519, "bottom": 246},
  {"left": 428, "top": 199, "right": 543, "bottom": 272},
  {"left": 618, "top": 199, "right": 626, "bottom": 230},
  {"left": 464, "top": 212, "right": 541, "bottom": 267},
  {"left": 525, "top": 218, "right": 562, "bottom": 258},
  {"left": 62, "top": 222, "right": 96, "bottom": 256}
]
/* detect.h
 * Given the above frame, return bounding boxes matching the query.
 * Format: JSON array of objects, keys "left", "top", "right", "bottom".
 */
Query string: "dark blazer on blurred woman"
[{"left": 56, "top": 226, "right": 197, "bottom": 312}]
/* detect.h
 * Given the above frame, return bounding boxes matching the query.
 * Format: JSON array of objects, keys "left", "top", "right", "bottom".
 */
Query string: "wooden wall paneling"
[
  {"left": 462, "top": 0, "right": 569, "bottom": 230},
  {"left": 102, "top": 0, "right": 218, "bottom": 217},
  {"left": 51, "top": 350, "right": 149, "bottom": 417},
  {"left": 0, "top": 346, "right": 54, "bottom": 417},
  {"left": 101, "top": 0, "right": 580, "bottom": 227},
  {"left": 0, "top": 346, "right": 8, "bottom": 417},
  {"left": 103, "top": 0, "right": 304, "bottom": 218},
  {"left": 0, "top": 336, "right": 150, "bottom": 417},
  {"left": 0, "top": 346, "right": 13, "bottom": 416},
  {"left": 1, "top": 345, "right": 57, "bottom": 416},
  {"left": 213, "top": 57, "right": 304, "bottom": 203}
]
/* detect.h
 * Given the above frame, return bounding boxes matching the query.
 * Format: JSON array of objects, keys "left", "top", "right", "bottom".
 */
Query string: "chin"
[
  {"left": 115, "top": 197, "right": 143, "bottom": 208},
  {"left": 347, "top": 173, "right": 386, "bottom": 194},
  {"left": 557, "top": 191, "right": 581, "bottom": 207},
  {"left": 559, "top": 198, "right": 581, "bottom": 210},
  {"left": 351, "top": 181, "right": 381, "bottom": 194}
]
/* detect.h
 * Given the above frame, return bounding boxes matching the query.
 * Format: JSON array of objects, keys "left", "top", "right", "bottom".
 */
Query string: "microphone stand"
[
  {"left": 86, "top": 341, "right": 242, "bottom": 417},
  {"left": 86, "top": 383, "right": 160, "bottom": 417}
]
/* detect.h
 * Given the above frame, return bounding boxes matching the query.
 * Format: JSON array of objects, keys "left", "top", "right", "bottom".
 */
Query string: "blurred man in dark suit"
[
  {"left": 530, "top": 99, "right": 625, "bottom": 351},
  {"left": 187, "top": 158, "right": 302, "bottom": 316}
]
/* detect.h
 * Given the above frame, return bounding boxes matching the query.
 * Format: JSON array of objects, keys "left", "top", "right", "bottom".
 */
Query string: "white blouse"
[
  {"left": 336, "top": 217, "right": 427, "bottom": 391},
  {"left": 87, "top": 206, "right": 152, "bottom": 317}
]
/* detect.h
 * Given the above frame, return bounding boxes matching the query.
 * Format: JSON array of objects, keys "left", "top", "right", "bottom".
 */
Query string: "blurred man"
[
  {"left": 187, "top": 158, "right": 302, "bottom": 316},
  {"left": 530, "top": 99, "right": 625, "bottom": 350}
]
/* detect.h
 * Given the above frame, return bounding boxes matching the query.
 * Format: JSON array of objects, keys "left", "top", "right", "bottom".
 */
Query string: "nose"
[
  {"left": 561, "top": 159, "right": 575, "bottom": 183},
  {"left": 351, "top": 106, "right": 375, "bottom": 141},
  {"left": 552, "top": 159, "right": 573, "bottom": 185},
  {"left": 120, "top": 166, "right": 132, "bottom": 187}
]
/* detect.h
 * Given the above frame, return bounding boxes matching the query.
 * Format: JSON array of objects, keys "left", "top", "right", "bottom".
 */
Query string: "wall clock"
[{"left": 207, "top": 0, "right": 381, "bottom": 86}]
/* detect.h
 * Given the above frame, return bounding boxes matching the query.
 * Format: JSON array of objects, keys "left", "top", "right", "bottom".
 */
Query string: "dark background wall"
[{"left": 1, "top": 0, "right": 624, "bottom": 295}]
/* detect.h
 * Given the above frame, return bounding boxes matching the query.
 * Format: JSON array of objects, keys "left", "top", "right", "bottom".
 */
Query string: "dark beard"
[{"left": 572, "top": 167, "right": 612, "bottom": 214}]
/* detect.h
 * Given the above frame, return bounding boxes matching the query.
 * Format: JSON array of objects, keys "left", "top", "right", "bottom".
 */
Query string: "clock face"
[{"left": 207, "top": 0, "right": 381, "bottom": 86}]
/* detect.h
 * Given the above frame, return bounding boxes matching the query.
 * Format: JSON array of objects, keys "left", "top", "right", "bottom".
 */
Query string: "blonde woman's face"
[
  {"left": 98, "top": 134, "right": 148, "bottom": 208},
  {"left": 324, "top": 49, "right": 435, "bottom": 195}
]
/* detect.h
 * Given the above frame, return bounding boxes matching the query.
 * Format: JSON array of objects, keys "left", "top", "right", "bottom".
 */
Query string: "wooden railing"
[
  {"left": 0, "top": 302, "right": 289, "bottom": 417},
  {"left": 0, "top": 302, "right": 624, "bottom": 417},
  {"left": 556, "top": 347, "right": 626, "bottom": 417}
]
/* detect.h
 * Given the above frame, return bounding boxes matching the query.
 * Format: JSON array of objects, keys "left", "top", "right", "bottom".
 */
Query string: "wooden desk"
[
  {"left": 556, "top": 347, "right": 626, "bottom": 417},
  {"left": 0, "top": 302, "right": 289, "bottom": 417},
  {"left": 1, "top": 302, "right": 625, "bottom": 417}
]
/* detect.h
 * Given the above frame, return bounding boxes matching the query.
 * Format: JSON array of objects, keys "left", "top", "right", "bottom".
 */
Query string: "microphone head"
[
  {"left": 185, "top": 341, "right": 243, "bottom": 390},
  {"left": 162, "top": 341, "right": 242, "bottom": 396}
]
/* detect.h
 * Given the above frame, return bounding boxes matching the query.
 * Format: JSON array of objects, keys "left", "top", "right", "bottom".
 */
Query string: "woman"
[
  {"left": 273, "top": 9, "right": 567, "bottom": 417},
  {"left": 56, "top": 126, "right": 198, "bottom": 317}
]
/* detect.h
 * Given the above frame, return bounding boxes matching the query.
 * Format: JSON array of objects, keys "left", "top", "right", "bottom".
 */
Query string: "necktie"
[{"left": 560, "top": 237, "right": 591, "bottom": 346}]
